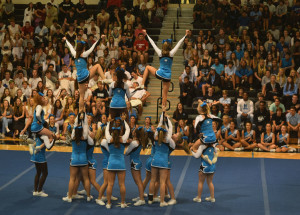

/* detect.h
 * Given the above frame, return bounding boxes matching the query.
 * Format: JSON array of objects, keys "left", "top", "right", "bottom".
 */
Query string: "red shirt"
[
  {"left": 134, "top": 39, "right": 149, "bottom": 52},
  {"left": 22, "top": 26, "right": 34, "bottom": 37}
]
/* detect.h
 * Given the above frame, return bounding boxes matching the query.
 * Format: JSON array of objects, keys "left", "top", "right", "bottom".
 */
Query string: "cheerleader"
[
  {"left": 148, "top": 111, "right": 175, "bottom": 207},
  {"left": 212, "top": 121, "right": 223, "bottom": 151},
  {"left": 63, "top": 37, "right": 105, "bottom": 112},
  {"left": 192, "top": 143, "right": 217, "bottom": 203},
  {"left": 141, "top": 30, "right": 188, "bottom": 108},
  {"left": 103, "top": 117, "right": 130, "bottom": 209},
  {"left": 192, "top": 102, "right": 221, "bottom": 160},
  {"left": 257, "top": 123, "right": 276, "bottom": 152},
  {"left": 86, "top": 113, "right": 101, "bottom": 197},
  {"left": 29, "top": 93, "right": 56, "bottom": 155},
  {"left": 125, "top": 126, "right": 147, "bottom": 206},
  {"left": 62, "top": 113, "right": 93, "bottom": 202},
  {"left": 240, "top": 122, "right": 257, "bottom": 151},
  {"left": 30, "top": 133, "right": 49, "bottom": 197},
  {"left": 275, "top": 125, "right": 291, "bottom": 153},
  {"left": 108, "top": 68, "right": 131, "bottom": 119},
  {"left": 219, "top": 115, "right": 230, "bottom": 149},
  {"left": 222, "top": 121, "right": 242, "bottom": 151}
]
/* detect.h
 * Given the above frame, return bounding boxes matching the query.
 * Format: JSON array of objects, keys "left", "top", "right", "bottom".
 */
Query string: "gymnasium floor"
[{"left": 0, "top": 142, "right": 300, "bottom": 215}]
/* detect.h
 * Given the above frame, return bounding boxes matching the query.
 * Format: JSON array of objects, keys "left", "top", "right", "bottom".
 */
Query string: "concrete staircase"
[{"left": 140, "top": 4, "right": 194, "bottom": 122}]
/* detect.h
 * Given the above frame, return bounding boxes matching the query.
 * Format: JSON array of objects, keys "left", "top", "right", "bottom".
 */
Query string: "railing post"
[
  {"left": 176, "top": 9, "right": 179, "bottom": 29},
  {"left": 173, "top": 21, "right": 177, "bottom": 42}
]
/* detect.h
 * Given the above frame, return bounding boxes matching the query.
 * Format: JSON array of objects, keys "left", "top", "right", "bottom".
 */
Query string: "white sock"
[
  {"left": 198, "top": 144, "right": 207, "bottom": 156},
  {"left": 41, "top": 135, "right": 54, "bottom": 150}
]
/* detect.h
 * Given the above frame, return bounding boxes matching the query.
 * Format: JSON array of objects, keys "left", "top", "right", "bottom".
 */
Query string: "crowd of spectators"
[
  {"left": 176, "top": 0, "right": 300, "bottom": 148},
  {"left": 0, "top": 0, "right": 169, "bottom": 139}
]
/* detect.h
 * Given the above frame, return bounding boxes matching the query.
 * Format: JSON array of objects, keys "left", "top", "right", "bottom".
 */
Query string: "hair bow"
[
  {"left": 146, "top": 128, "right": 153, "bottom": 133},
  {"left": 116, "top": 67, "right": 125, "bottom": 73},
  {"left": 200, "top": 102, "right": 207, "bottom": 107},
  {"left": 182, "top": 136, "right": 189, "bottom": 140},
  {"left": 75, "top": 126, "right": 82, "bottom": 129},
  {"left": 87, "top": 112, "right": 94, "bottom": 117},
  {"left": 101, "top": 123, "right": 107, "bottom": 128},
  {"left": 112, "top": 127, "right": 121, "bottom": 131},
  {"left": 130, "top": 114, "right": 137, "bottom": 119},
  {"left": 38, "top": 92, "right": 44, "bottom": 97},
  {"left": 69, "top": 112, "right": 76, "bottom": 116},
  {"left": 145, "top": 116, "right": 152, "bottom": 119},
  {"left": 162, "top": 39, "right": 172, "bottom": 44},
  {"left": 77, "top": 40, "right": 86, "bottom": 44},
  {"left": 49, "top": 114, "right": 55, "bottom": 118},
  {"left": 137, "top": 126, "right": 143, "bottom": 131},
  {"left": 115, "top": 117, "right": 121, "bottom": 121},
  {"left": 157, "top": 127, "right": 167, "bottom": 132}
]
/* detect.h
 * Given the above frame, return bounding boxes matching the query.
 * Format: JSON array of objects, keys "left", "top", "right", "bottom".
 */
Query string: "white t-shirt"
[
  {"left": 8, "top": 24, "right": 20, "bottom": 37},
  {"left": 21, "top": 87, "right": 32, "bottom": 98},
  {"left": 84, "top": 88, "right": 92, "bottom": 100},
  {"left": 15, "top": 77, "right": 28, "bottom": 89},
  {"left": 131, "top": 76, "right": 143, "bottom": 86},
  {"left": 59, "top": 71, "right": 72, "bottom": 79},
  {"left": 28, "top": 77, "right": 42, "bottom": 89}
]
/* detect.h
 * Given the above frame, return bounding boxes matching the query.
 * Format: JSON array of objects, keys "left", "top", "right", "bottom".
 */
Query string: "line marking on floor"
[
  {"left": 164, "top": 156, "right": 191, "bottom": 215},
  {"left": 0, "top": 151, "right": 55, "bottom": 191},
  {"left": 64, "top": 172, "right": 104, "bottom": 215},
  {"left": 260, "top": 159, "right": 271, "bottom": 215}
]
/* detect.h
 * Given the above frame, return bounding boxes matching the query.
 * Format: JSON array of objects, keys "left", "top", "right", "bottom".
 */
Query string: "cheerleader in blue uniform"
[
  {"left": 29, "top": 93, "right": 56, "bottom": 155},
  {"left": 104, "top": 117, "right": 130, "bottom": 209},
  {"left": 141, "top": 30, "right": 188, "bottom": 108},
  {"left": 125, "top": 126, "right": 147, "bottom": 206},
  {"left": 192, "top": 143, "right": 217, "bottom": 203},
  {"left": 240, "top": 122, "right": 257, "bottom": 151},
  {"left": 222, "top": 121, "right": 242, "bottom": 151},
  {"left": 108, "top": 68, "right": 131, "bottom": 119},
  {"left": 148, "top": 111, "right": 175, "bottom": 207},
  {"left": 64, "top": 37, "right": 105, "bottom": 113},
  {"left": 86, "top": 113, "right": 101, "bottom": 197},
  {"left": 218, "top": 115, "right": 230, "bottom": 151},
  {"left": 62, "top": 113, "right": 93, "bottom": 203},
  {"left": 191, "top": 102, "right": 221, "bottom": 162},
  {"left": 275, "top": 125, "right": 290, "bottom": 153},
  {"left": 258, "top": 123, "right": 276, "bottom": 152},
  {"left": 30, "top": 133, "right": 49, "bottom": 197}
]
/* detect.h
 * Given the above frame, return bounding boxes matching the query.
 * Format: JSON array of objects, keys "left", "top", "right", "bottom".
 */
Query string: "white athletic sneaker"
[
  {"left": 148, "top": 200, "right": 153, "bottom": 205},
  {"left": 234, "top": 147, "right": 244, "bottom": 152},
  {"left": 153, "top": 197, "right": 160, "bottom": 202},
  {"left": 111, "top": 196, "right": 118, "bottom": 201},
  {"left": 62, "top": 196, "right": 72, "bottom": 202},
  {"left": 167, "top": 199, "right": 177, "bottom": 205},
  {"left": 288, "top": 148, "right": 296, "bottom": 153},
  {"left": 36, "top": 191, "right": 48, "bottom": 197},
  {"left": 121, "top": 203, "right": 129, "bottom": 208},
  {"left": 160, "top": 201, "right": 168, "bottom": 207},
  {"left": 134, "top": 200, "right": 145, "bottom": 206},
  {"left": 258, "top": 148, "right": 263, "bottom": 152},
  {"left": 205, "top": 197, "right": 215, "bottom": 202},
  {"left": 96, "top": 199, "right": 105, "bottom": 206},
  {"left": 132, "top": 197, "right": 140, "bottom": 201},
  {"left": 77, "top": 189, "right": 86, "bottom": 195},
  {"left": 144, "top": 193, "right": 148, "bottom": 197},
  {"left": 72, "top": 194, "right": 84, "bottom": 199},
  {"left": 87, "top": 195, "right": 93, "bottom": 202},
  {"left": 193, "top": 197, "right": 201, "bottom": 202},
  {"left": 33, "top": 191, "right": 38, "bottom": 196},
  {"left": 165, "top": 194, "right": 170, "bottom": 199},
  {"left": 106, "top": 203, "right": 111, "bottom": 209},
  {"left": 270, "top": 149, "right": 276, "bottom": 152},
  {"left": 6, "top": 127, "right": 10, "bottom": 133},
  {"left": 224, "top": 147, "right": 230, "bottom": 151}
]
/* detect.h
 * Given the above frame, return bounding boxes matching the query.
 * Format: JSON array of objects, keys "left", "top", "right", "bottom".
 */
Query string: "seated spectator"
[
  {"left": 255, "top": 100, "right": 270, "bottom": 132},
  {"left": 235, "top": 59, "right": 253, "bottom": 90},
  {"left": 97, "top": 8, "right": 110, "bottom": 30},
  {"left": 133, "top": 33, "right": 149, "bottom": 62},
  {"left": 272, "top": 107, "right": 286, "bottom": 134},
  {"left": 211, "top": 104, "right": 221, "bottom": 118},
  {"left": 202, "top": 67, "right": 221, "bottom": 96},
  {"left": 254, "top": 59, "right": 266, "bottom": 89},
  {"left": 128, "top": 82, "right": 150, "bottom": 115},
  {"left": 280, "top": 52, "right": 295, "bottom": 77},
  {"left": 219, "top": 90, "right": 231, "bottom": 107},
  {"left": 180, "top": 65, "right": 197, "bottom": 86},
  {"left": 92, "top": 98, "right": 105, "bottom": 123},
  {"left": 261, "top": 70, "right": 271, "bottom": 91},
  {"left": 264, "top": 74, "right": 282, "bottom": 101},
  {"left": 237, "top": 92, "right": 254, "bottom": 128},
  {"left": 8, "top": 80, "right": 17, "bottom": 98},
  {"left": 58, "top": 64, "right": 73, "bottom": 95},
  {"left": 180, "top": 76, "right": 194, "bottom": 107},
  {"left": 286, "top": 106, "right": 300, "bottom": 144},
  {"left": 224, "top": 60, "right": 236, "bottom": 89},
  {"left": 1, "top": 88, "right": 12, "bottom": 105},
  {"left": 34, "top": 21, "right": 48, "bottom": 46},
  {"left": 269, "top": 97, "right": 286, "bottom": 115},
  {"left": 283, "top": 76, "right": 298, "bottom": 104},
  {"left": 12, "top": 97, "right": 24, "bottom": 138},
  {"left": 173, "top": 102, "right": 188, "bottom": 131},
  {"left": 24, "top": 41, "right": 34, "bottom": 69},
  {"left": 222, "top": 121, "right": 242, "bottom": 151},
  {"left": 211, "top": 57, "right": 225, "bottom": 82},
  {"left": 137, "top": 54, "right": 147, "bottom": 75},
  {"left": 131, "top": 71, "right": 143, "bottom": 87},
  {"left": 92, "top": 81, "right": 109, "bottom": 106},
  {"left": 53, "top": 99, "right": 64, "bottom": 127},
  {"left": 276, "top": 68, "right": 286, "bottom": 88},
  {"left": 0, "top": 100, "right": 13, "bottom": 137},
  {"left": 258, "top": 123, "right": 276, "bottom": 152},
  {"left": 197, "top": 59, "right": 210, "bottom": 88},
  {"left": 286, "top": 94, "right": 300, "bottom": 113},
  {"left": 202, "top": 87, "right": 219, "bottom": 107}
]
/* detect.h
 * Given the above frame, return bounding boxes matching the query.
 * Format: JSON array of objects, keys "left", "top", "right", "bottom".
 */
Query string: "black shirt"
[
  {"left": 254, "top": 108, "right": 270, "bottom": 126},
  {"left": 272, "top": 113, "right": 286, "bottom": 125},
  {"left": 173, "top": 110, "right": 188, "bottom": 122},
  {"left": 93, "top": 88, "right": 109, "bottom": 100}
]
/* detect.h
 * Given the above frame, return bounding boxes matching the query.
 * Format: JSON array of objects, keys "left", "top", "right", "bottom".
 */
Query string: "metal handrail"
[{"left": 173, "top": 21, "right": 176, "bottom": 42}]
